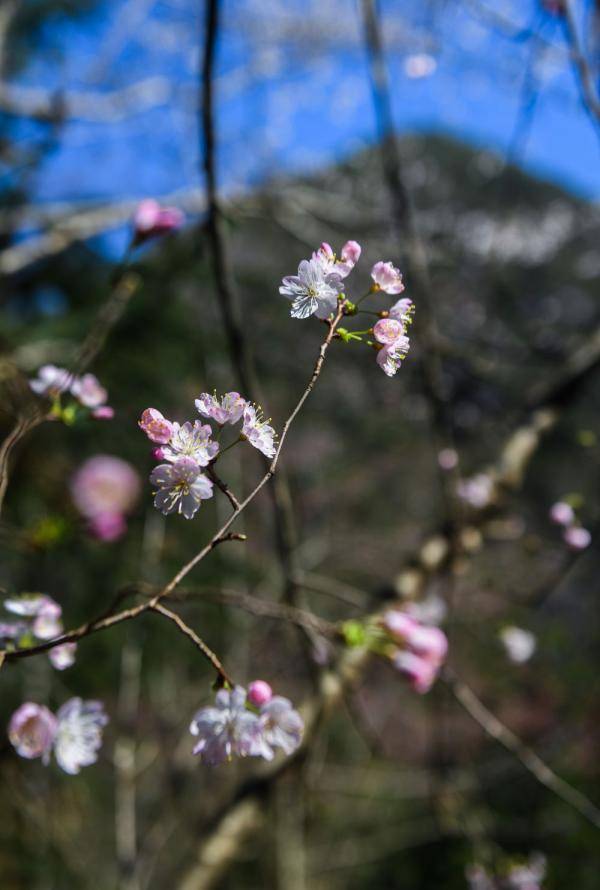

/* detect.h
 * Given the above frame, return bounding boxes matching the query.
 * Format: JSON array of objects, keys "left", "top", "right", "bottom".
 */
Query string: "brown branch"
[
  {"left": 205, "top": 465, "right": 240, "bottom": 510},
  {"left": 445, "top": 669, "right": 600, "bottom": 829},
  {"left": 151, "top": 603, "right": 234, "bottom": 688}
]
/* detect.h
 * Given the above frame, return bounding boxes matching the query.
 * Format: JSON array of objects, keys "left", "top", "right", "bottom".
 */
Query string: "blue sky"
[{"left": 7, "top": 0, "right": 600, "bottom": 231}]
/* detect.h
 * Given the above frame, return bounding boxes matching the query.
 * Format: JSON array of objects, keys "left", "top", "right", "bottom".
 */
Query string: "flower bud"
[{"left": 247, "top": 680, "right": 273, "bottom": 707}]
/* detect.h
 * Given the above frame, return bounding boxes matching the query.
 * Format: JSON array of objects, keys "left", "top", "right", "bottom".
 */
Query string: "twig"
[
  {"left": 562, "top": 0, "right": 600, "bottom": 136},
  {"left": 151, "top": 603, "right": 234, "bottom": 688},
  {"left": 1, "top": 311, "right": 343, "bottom": 665},
  {"left": 205, "top": 466, "right": 240, "bottom": 510},
  {"left": 445, "top": 669, "right": 600, "bottom": 829}
]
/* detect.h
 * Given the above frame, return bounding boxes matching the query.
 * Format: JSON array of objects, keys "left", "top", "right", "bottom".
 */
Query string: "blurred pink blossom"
[
  {"left": 8, "top": 703, "right": 57, "bottom": 761},
  {"left": 49, "top": 642, "right": 77, "bottom": 671},
  {"left": 70, "top": 373, "right": 107, "bottom": 408},
  {"left": 71, "top": 455, "right": 140, "bottom": 541},
  {"left": 549, "top": 501, "right": 575, "bottom": 526},
  {"left": 563, "top": 525, "right": 591, "bottom": 550},
  {"left": 92, "top": 406, "right": 115, "bottom": 420},
  {"left": 133, "top": 199, "right": 184, "bottom": 242}
]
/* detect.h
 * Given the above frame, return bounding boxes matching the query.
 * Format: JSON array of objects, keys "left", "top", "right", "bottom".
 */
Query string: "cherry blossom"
[
  {"left": 70, "top": 455, "right": 140, "bottom": 541},
  {"left": 133, "top": 199, "right": 184, "bottom": 243},
  {"left": 195, "top": 391, "right": 247, "bottom": 425},
  {"left": 190, "top": 686, "right": 267, "bottom": 766},
  {"left": 70, "top": 373, "right": 108, "bottom": 408},
  {"left": 8, "top": 703, "right": 57, "bottom": 762},
  {"left": 371, "top": 260, "right": 405, "bottom": 294},
  {"left": 241, "top": 405, "right": 277, "bottom": 458},
  {"left": 259, "top": 696, "right": 304, "bottom": 756},
  {"left": 499, "top": 626, "right": 536, "bottom": 664},
  {"left": 138, "top": 408, "right": 174, "bottom": 444},
  {"left": 279, "top": 258, "right": 344, "bottom": 319},
  {"left": 313, "top": 240, "right": 361, "bottom": 278},
  {"left": 48, "top": 643, "right": 78, "bottom": 671},
  {"left": 150, "top": 457, "right": 213, "bottom": 519},
  {"left": 29, "top": 364, "right": 73, "bottom": 397},
  {"left": 161, "top": 421, "right": 219, "bottom": 466}
]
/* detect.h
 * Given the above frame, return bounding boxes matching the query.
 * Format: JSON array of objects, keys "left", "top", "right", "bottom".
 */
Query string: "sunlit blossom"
[
  {"left": 150, "top": 457, "right": 213, "bottom": 519},
  {"left": 280, "top": 257, "right": 344, "bottom": 319},
  {"left": 161, "top": 421, "right": 219, "bottom": 466},
  {"left": 138, "top": 408, "right": 174, "bottom": 444},
  {"left": 313, "top": 240, "right": 361, "bottom": 279},
  {"left": 195, "top": 391, "right": 247, "bottom": 425},
  {"left": 241, "top": 405, "right": 277, "bottom": 458}
]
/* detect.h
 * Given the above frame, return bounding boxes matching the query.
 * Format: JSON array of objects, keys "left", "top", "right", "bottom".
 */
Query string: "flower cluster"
[
  {"left": 467, "top": 853, "right": 546, "bottom": 890},
  {"left": 279, "top": 240, "right": 414, "bottom": 377},
  {"left": 30, "top": 365, "right": 113, "bottom": 420},
  {"left": 1, "top": 594, "right": 76, "bottom": 670},
  {"left": 70, "top": 455, "right": 141, "bottom": 541},
  {"left": 189, "top": 681, "right": 303, "bottom": 766},
  {"left": 139, "top": 393, "right": 277, "bottom": 519},
  {"left": 550, "top": 500, "right": 591, "bottom": 550},
  {"left": 382, "top": 609, "right": 448, "bottom": 693},
  {"left": 8, "top": 698, "right": 108, "bottom": 774}
]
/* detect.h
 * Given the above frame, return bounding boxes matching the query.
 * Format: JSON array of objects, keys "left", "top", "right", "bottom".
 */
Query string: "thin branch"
[
  {"left": 205, "top": 466, "right": 240, "bottom": 510},
  {"left": 1, "top": 309, "right": 343, "bottom": 665},
  {"left": 563, "top": 0, "right": 600, "bottom": 135},
  {"left": 445, "top": 669, "right": 600, "bottom": 829},
  {"left": 151, "top": 603, "right": 234, "bottom": 688}
]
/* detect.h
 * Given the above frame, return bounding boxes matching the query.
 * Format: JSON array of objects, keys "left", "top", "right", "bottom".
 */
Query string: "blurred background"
[{"left": 1, "top": 0, "right": 600, "bottom": 888}]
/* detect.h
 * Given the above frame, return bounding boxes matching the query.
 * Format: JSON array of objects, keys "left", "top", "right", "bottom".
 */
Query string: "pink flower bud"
[
  {"left": 92, "top": 406, "right": 115, "bottom": 420},
  {"left": 563, "top": 526, "right": 591, "bottom": 550},
  {"left": 550, "top": 501, "right": 574, "bottom": 526},
  {"left": 341, "top": 240, "right": 361, "bottom": 265},
  {"left": 138, "top": 408, "right": 173, "bottom": 445},
  {"left": 371, "top": 260, "right": 405, "bottom": 294},
  {"left": 8, "top": 703, "right": 57, "bottom": 761},
  {"left": 383, "top": 610, "right": 419, "bottom": 642},
  {"left": 247, "top": 680, "right": 273, "bottom": 707},
  {"left": 89, "top": 512, "right": 128, "bottom": 542},
  {"left": 133, "top": 199, "right": 184, "bottom": 243},
  {"left": 152, "top": 447, "right": 166, "bottom": 460},
  {"left": 373, "top": 318, "right": 404, "bottom": 345}
]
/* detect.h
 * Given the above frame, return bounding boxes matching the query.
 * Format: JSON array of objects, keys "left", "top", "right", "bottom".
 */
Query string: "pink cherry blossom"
[
  {"left": 549, "top": 501, "right": 575, "bottom": 526},
  {"left": 248, "top": 680, "right": 273, "bottom": 707},
  {"left": 138, "top": 408, "right": 174, "bottom": 444},
  {"left": 190, "top": 686, "right": 268, "bottom": 766},
  {"left": 313, "top": 240, "right": 361, "bottom": 278},
  {"left": 133, "top": 199, "right": 184, "bottom": 242},
  {"left": 29, "top": 364, "right": 73, "bottom": 397},
  {"left": 89, "top": 512, "right": 128, "bottom": 542},
  {"left": 241, "top": 405, "right": 277, "bottom": 458},
  {"left": 150, "top": 457, "right": 213, "bottom": 519},
  {"left": 70, "top": 455, "right": 141, "bottom": 523},
  {"left": 70, "top": 373, "right": 107, "bottom": 408},
  {"left": 376, "top": 337, "right": 410, "bottom": 377},
  {"left": 371, "top": 260, "right": 405, "bottom": 294},
  {"left": 383, "top": 610, "right": 419, "bottom": 642},
  {"left": 161, "top": 421, "right": 219, "bottom": 466},
  {"left": 389, "top": 297, "right": 414, "bottom": 322},
  {"left": 195, "top": 391, "right": 247, "bottom": 425},
  {"left": 407, "top": 625, "right": 448, "bottom": 665},
  {"left": 49, "top": 642, "right": 77, "bottom": 671},
  {"left": 393, "top": 650, "right": 438, "bottom": 694},
  {"left": 373, "top": 318, "right": 405, "bottom": 345},
  {"left": 32, "top": 599, "right": 63, "bottom": 640},
  {"left": 8, "top": 703, "right": 58, "bottom": 761},
  {"left": 563, "top": 525, "right": 591, "bottom": 550}
]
